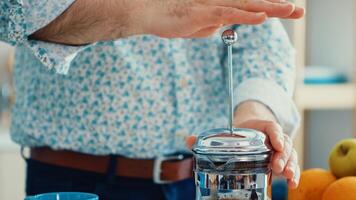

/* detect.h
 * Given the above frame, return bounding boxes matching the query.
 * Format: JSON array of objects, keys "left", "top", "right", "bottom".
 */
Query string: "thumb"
[{"left": 186, "top": 136, "right": 197, "bottom": 150}]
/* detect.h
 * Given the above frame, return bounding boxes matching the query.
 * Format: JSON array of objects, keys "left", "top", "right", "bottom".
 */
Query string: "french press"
[{"left": 192, "top": 30, "right": 273, "bottom": 200}]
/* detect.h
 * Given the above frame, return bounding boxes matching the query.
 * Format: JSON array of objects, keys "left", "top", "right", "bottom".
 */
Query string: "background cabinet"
[{"left": 285, "top": 0, "right": 356, "bottom": 169}]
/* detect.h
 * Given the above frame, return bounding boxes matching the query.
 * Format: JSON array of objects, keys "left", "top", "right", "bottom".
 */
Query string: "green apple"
[{"left": 329, "top": 139, "right": 356, "bottom": 178}]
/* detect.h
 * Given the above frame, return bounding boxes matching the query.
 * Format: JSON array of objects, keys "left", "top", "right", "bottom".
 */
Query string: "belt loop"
[
  {"left": 20, "top": 146, "right": 30, "bottom": 162},
  {"left": 106, "top": 155, "right": 118, "bottom": 183}
]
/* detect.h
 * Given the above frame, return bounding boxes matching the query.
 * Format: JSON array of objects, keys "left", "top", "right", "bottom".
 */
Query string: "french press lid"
[{"left": 193, "top": 128, "right": 272, "bottom": 157}]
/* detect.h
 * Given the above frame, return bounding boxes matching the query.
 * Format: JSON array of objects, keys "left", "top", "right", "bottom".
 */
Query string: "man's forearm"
[
  {"left": 29, "top": 0, "right": 141, "bottom": 45},
  {"left": 28, "top": 1, "right": 304, "bottom": 45}
]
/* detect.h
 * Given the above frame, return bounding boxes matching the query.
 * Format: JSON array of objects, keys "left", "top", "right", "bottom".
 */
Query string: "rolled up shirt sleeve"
[
  {"left": 0, "top": 0, "right": 86, "bottom": 74},
  {"left": 231, "top": 19, "right": 300, "bottom": 137}
]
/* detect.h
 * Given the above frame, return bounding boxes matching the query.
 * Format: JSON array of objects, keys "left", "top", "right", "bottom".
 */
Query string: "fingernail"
[
  {"left": 278, "top": 135, "right": 283, "bottom": 143},
  {"left": 278, "top": 135, "right": 284, "bottom": 149},
  {"left": 292, "top": 178, "right": 298, "bottom": 187},
  {"left": 278, "top": 159, "right": 285, "bottom": 170},
  {"left": 257, "top": 12, "right": 267, "bottom": 17},
  {"left": 288, "top": 167, "right": 295, "bottom": 176}
]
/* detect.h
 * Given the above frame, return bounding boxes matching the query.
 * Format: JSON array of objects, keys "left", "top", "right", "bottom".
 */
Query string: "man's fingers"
[
  {"left": 283, "top": 7, "right": 305, "bottom": 19},
  {"left": 265, "top": 0, "right": 304, "bottom": 19},
  {"left": 265, "top": 122, "right": 285, "bottom": 152},
  {"left": 238, "top": 120, "right": 284, "bottom": 152},
  {"left": 287, "top": 165, "right": 300, "bottom": 188},
  {"left": 205, "top": 0, "right": 295, "bottom": 18},
  {"left": 283, "top": 149, "right": 298, "bottom": 179},
  {"left": 272, "top": 134, "right": 293, "bottom": 174},
  {"left": 266, "top": 0, "right": 286, "bottom": 3},
  {"left": 195, "top": 6, "right": 267, "bottom": 26},
  {"left": 245, "top": 0, "right": 296, "bottom": 18},
  {"left": 169, "top": 4, "right": 268, "bottom": 37},
  {"left": 184, "top": 25, "right": 222, "bottom": 38},
  {"left": 186, "top": 136, "right": 197, "bottom": 149}
]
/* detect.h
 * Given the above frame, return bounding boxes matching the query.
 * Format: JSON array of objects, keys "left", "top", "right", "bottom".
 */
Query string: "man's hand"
[
  {"left": 234, "top": 119, "right": 300, "bottom": 189},
  {"left": 186, "top": 101, "right": 300, "bottom": 188},
  {"left": 30, "top": 0, "right": 304, "bottom": 45},
  {"left": 140, "top": 0, "right": 304, "bottom": 38}
]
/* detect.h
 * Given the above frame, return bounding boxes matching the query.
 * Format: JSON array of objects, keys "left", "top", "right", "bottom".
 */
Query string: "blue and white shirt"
[{"left": 1, "top": 1, "right": 299, "bottom": 158}]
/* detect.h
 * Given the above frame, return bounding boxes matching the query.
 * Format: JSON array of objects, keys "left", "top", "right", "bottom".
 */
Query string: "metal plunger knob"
[
  {"left": 221, "top": 29, "right": 238, "bottom": 134},
  {"left": 221, "top": 29, "right": 238, "bottom": 45}
]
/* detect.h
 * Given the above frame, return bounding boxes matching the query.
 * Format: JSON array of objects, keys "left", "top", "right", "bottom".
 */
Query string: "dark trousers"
[{"left": 26, "top": 159, "right": 196, "bottom": 200}]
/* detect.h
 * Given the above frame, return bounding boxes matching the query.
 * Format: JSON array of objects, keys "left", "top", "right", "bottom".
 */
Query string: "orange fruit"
[
  {"left": 288, "top": 168, "right": 336, "bottom": 200},
  {"left": 322, "top": 177, "right": 356, "bottom": 200}
]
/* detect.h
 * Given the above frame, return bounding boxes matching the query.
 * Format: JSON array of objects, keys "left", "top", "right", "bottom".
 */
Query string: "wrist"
[
  {"left": 234, "top": 100, "right": 277, "bottom": 126},
  {"left": 108, "top": 0, "right": 146, "bottom": 37},
  {"left": 100, "top": 0, "right": 139, "bottom": 38}
]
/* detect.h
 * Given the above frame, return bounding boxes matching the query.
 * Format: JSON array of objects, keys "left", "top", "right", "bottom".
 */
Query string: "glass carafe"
[{"left": 193, "top": 128, "right": 273, "bottom": 200}]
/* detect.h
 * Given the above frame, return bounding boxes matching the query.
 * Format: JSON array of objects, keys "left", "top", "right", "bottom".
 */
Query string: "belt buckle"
[{"left": 153, "top": 154, "right": 184, "bottom": 184}]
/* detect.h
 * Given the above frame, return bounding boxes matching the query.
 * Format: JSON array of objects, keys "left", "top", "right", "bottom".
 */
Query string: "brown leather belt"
[{"left": 30, "top": 147, "right": 193, "bottom": 184}]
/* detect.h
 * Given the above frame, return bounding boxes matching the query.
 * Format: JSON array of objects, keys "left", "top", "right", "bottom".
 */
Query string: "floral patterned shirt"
[{"left": 1, "top": 1, "right": 299, "bottom": 158}]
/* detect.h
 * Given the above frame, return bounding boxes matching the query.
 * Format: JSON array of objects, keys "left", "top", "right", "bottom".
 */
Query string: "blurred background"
[{"left": 0, "top": 0, "right": 355, "bottom": 199}]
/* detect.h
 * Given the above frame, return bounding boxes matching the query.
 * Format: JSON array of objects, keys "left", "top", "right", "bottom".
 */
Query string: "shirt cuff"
[
  {"left": 7, "top": 0, "right": 85, "bottom": 74},
  {"left": 26, "top": 40, "right": 87, "bottom": 74},
  {"left": 234, "top": 78, "right": 300, "bottom": 137},
  {"left": 22, "top": 0, "right": 85, "bottom": 74},
  {"left": 23, "top": 1, "right": 76, "bottom": 34}
]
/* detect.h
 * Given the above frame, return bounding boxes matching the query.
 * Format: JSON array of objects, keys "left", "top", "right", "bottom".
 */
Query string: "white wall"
[
  {"left": 0, "top": 41, "right": 26, "bottom": 200},
  {"left": 305, "top": 0, "right": 355, "bottom": 169},
  {"left": 306, "top": 0, "right": 355, "bottom": 79},
  {"left": 306, "top": 111, "right": 353, "bottom": 169}
]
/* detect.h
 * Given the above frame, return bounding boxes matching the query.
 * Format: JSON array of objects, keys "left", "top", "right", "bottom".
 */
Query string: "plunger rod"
[{"left": 221, "top": 29, "right": 238, "bottom": 134}]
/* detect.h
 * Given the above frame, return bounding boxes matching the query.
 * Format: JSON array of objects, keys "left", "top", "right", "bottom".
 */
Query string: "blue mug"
[{"left": 24, "top": 192, "right": 98, "bottom": 200}]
